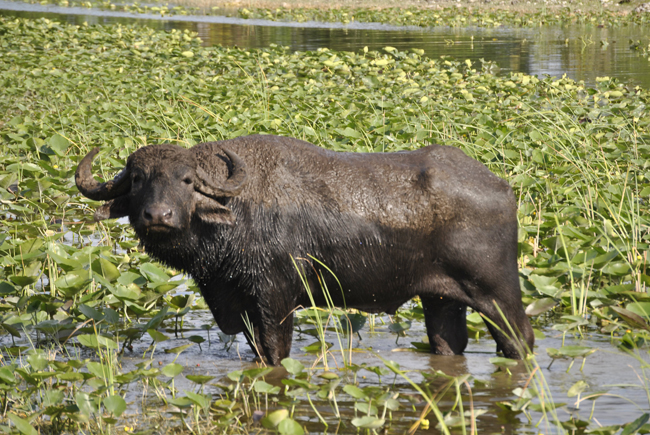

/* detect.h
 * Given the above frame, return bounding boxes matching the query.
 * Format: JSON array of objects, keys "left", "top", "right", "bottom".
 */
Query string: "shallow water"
[
  {"left": 1, "top": 297, "right": 647, "bottom": 432},
  {"left": 1, "top": 0, "right": 649, "bottom": 88},
  {"left": 107, "top": 310, "right": 649, "bottom": 434}
]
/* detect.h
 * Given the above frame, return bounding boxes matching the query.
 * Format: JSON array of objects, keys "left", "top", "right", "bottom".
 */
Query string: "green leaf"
[
  {"left": 162, "top": 363, "right": 184, "bottom": 378},
  {"left": 103, "top": 395, "right": 126, "bottom": 417},
  {"left": 528, "top": 275, "right": 561, "bottom": 297},
  {"left": 147, "top": 329, "right": 169, "bottom": 342},
  {"left": 168, "top": 397, "right": 193, "bottom": 408},
  {"left": 78, "top": 304, "right": 105, "bottom": 322},
  {"left": 54, "top": 269, "right": 91, "bottom": 293},
  {"left": 281, "top": 358, "right": 304, "bottom": 375},
  {"left": 8, "top": 413, "right": 38, "bottom": 435},
  {"left": 611, "top": 307, "right": 650, "bottom": 331},
  {"left": 117, "top": 271, "right": 147, "bottom": 287},
  {"left": 489, "top": 357, "right": 519, "bottom": 368},
  {"left": 186, "top": 375, "right": 215, "bottom": 385},
  {"left": 351, "top": 416, "right": 385, "bottom": 429},
  {"left": 164, "top": 343, "right": 194, "bottom": 355},
  {"left": 389, "top": 320, "right": 411, "bottom": 333},
  {"left": 318, "top": 371, "right": 339, "bottom": 380},
  {"left": 75, "top": 392, "right": 97, "bottom": 417},
  {"left": 567, "top": 380, "right": 588, "bottom": 397},
  {"left": 343, "top": 384, "right": 367, "bottom": 400},
  {"left": 86, "top": 361, "right": 109, "bottom": 379},
  {"left": 109, "top": 284, "right": 141, "bottom": 301},
  {"left": 586, "top": 426, "right": 622, "bottom": 435},
  {"left": 57, "top": 372, "right": 84, "bottom": 382},
  {"left": 9, "top": 275, "right": 39, "bottom": 288},
  {"left": 601, "top": 261, "right": 631, "bottom": 276},
  {"left": 301, "top": 341, "right": 333, "bottom": 353},
  {"left": 525, "top": 298, "right": 557, "bottom": 316},
  {"left": 340, "top": 313, "right": 366, "bottom": 334},
  {"left": 139, "top": 263, "right": 170, "bottom": 283},
  {"left": 355, "top": 402, "right": 378, "bottom": 415},
  {"left": 188, "top": 335, "right": 205, "bottom": 345},
  {"left": 242, "top": 367, "right": 273, "bottom": 380},
  {"left": 91, "top": 257, "right": 121, "bottom": 282},
  {"left": 625, "top": 302, "right": 650, "bottom": 320},
  {"left": 1, "top": 322, "right": 21, "bottom": 338},
  {"left": 184, "top": 390, "right": 211, "bottom": 410},
  {"left": 49, "top": 134, "right": 70, "bottom": 156},
  {"left": 227, "top": 370, "right": 243, "bottom": 382},
  {"left": 262, "top": 409, "right": 289, "bottom": 428},
  {"left": 143, "top": 306, "right": 169, "bottom": 331},
  {"left": 278, "top": 418, "right": 305, "bottom": 435},
  {"left": 548, "top": 346, "right": 596, "bottom": 359},
  {"left": 0, "top": 281, "right": 17, "bottom": 295},
  {"left": 335, "top": 127, "right": 362, "bottom": 139},
  {"left": 27, "top": 350, "right": 48, "bottom": 371},
  {"left": 77, "top": 334, "right": 118, "bottom": 350},
  {"left": 621, "top": 413, "right": 649, "bottom": 435},
  {"left": 0, "top": 367, "right": 18, "bottom": 385},
  {"left": 253, "top": 380, "right": 281, "bottom": 394},
  {"left": 43, "top": 389, "right": 64, "bottom": 407}
]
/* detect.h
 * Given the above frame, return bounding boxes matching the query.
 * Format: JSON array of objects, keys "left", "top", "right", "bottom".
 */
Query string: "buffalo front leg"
[
  {"left": 421, "top": 296, "right": 468, "bottom": 355},
  {"left": 243, "top": 324, "right": 267, "bottom": 362},
  {"left": 244, "top": 309, "right": 294, "bottom": 366},
  {"left": 472, "top": 295, "right": 534, "bottom": 359}
]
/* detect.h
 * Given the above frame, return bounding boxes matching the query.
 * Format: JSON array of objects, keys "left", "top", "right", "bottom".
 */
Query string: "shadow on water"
[{"left": 1, "top": 0, "right": 649, "bottom": 88}]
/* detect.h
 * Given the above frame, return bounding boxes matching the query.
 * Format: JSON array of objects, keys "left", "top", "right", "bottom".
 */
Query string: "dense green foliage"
[
  {"left": 233, "top": 5, "right": 650, "bottom": 28},
  {"left": 1, "top": 16, "right": 650, "bottom": 434}
]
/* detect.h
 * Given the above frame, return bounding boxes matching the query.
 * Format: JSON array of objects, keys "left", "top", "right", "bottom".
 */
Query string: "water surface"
[
  {"left": 95, "top": 311, "right": 650, "bottom": 433},
  {"left": 1, "top": 0, "right": 649, "bottom": 88}
]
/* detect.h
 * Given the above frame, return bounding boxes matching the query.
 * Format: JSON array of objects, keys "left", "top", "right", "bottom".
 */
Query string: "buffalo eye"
[
  {"left": 182, "top": 176, "right": 193, "bottom": 185},
  {"left": 132, "top": 174, "right": 142, "bottom": 184}
]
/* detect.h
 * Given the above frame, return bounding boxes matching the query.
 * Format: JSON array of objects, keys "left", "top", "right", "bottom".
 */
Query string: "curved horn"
[
  {"left": 195, "top": 147, "right": 248, "bottom": 198},
  {"left": 75, "top": 147, "right": 131, "bottom": 201}
]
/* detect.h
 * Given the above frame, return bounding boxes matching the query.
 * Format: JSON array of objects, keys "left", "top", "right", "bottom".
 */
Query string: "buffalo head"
[{"left": 75, "top": 145, "right": 248, "bottom": 237}]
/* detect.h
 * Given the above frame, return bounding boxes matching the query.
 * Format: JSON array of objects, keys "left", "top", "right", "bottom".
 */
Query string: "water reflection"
[{"left": 1, "top": 2, "right": 649, "bottom": 87}]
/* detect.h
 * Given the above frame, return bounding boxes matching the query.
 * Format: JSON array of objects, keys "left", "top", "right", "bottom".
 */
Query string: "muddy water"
[
  {"left": 109, "top": 309, "right": 650, "bottom": 434},
  {"left": 1, "top": 0, "right": 650, "bottom": 88}
]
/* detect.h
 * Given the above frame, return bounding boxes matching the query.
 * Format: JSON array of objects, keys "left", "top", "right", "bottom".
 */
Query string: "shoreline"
[{"left": 3, "top": 0, "right": 650, "bottom": 29}]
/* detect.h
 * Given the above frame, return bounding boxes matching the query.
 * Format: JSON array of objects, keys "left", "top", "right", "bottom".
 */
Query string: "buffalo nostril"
[{"left": 143, "top": 207, "right": 173, "bottom": 225}]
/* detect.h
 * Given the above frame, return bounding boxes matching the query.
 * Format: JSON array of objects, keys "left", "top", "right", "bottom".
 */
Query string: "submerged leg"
[
  {"left": 469, "top": 293, "right": 534, "bottom": 359},
  {"left": 240, "top": 310, "right": 294, "bottom": 366},
  {"left": 243, "top": 324, "right": 267, "bottom": 362},
  {"left": 256, "top": 310, "right": 294, "bottom": 366},
  {"left": 442, "top": 217, "right": 535, "bottom": 359},
  {"left": 421, "top": 295, "right": 468, "bottom": 355}
]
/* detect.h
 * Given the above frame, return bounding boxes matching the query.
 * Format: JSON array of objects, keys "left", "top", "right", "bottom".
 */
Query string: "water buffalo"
[{"left": 76, "top": 134, "right": 534, "bottom": 365}]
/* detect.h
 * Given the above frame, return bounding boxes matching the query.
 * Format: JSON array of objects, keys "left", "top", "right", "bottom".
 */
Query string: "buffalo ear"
[
  {"left": 194, "top": 194, "right": 236, "bottom": 226},
  {"left": 94, "top": 197, "right": 130, "bottom": 221}
]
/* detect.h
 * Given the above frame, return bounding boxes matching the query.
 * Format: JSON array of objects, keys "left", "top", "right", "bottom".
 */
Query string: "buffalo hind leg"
[{"left": 421, "top": 296, "right": 468, "bottom": 355}]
